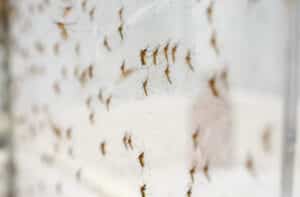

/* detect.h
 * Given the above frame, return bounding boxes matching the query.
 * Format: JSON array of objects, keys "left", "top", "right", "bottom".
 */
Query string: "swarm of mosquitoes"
[{"left": 9, "top": 0, "right": 274, "bottom": 196}]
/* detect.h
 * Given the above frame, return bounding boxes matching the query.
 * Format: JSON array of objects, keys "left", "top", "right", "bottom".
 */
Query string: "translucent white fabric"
[{"left": 9, "top": 0, "right": 300, "bottom": 197}]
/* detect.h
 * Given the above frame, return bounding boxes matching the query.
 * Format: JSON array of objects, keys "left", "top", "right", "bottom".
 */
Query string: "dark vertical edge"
[{"left": 0, "top": 0, "right": 15, "bottom": 196}]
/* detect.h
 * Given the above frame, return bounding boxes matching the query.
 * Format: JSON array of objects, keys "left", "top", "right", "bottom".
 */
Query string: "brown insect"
[
  {"left": 138, "top": 152, "right": 145, "bottom": 168},
  {"left": 123, "top": 135, "right": 128, "bottom": 149},
  {"left": 56, "top": 21, "right": 77, "bottom": 40},
  {"left": 63, "top": 6, "right": 72, "bottom": 17},
  {"left": 100, "top": 141, "right": 106, "bottom": 156},
  {"left": 120, "top": 61, "right": 134, "bottom": 78},
  {"left": 118, "top": 24, "right": 124, "bottom": 40},
  {"left": 187, "top": 187, "right": 192, "bottom": 197},
  {"left": 210, "top": 31, "right": 219, "bottom": 55},
  {"left": 79, "top": 69, "right": 88, "bottom": 85},
  {"left": 164, "top": 65, "right": 172, "bottom": 84},
  {"left": 192, "top": 129, "right": 199, "bottom": 149},
  {"left": 189, "top": 165, "right": 196, "bottom": 183},
  {"left": 164, "top": 42, "right": 170, "bottom": 63},
  {"left": 103, "top": 36, "right": 111, "bottom": 51},
  {"left": 209, "top": 76, "right": 219, "bottom": 97},
  {"left": 152, "top": 46, "right": 159, "bottom": 65},
  {"left": 118, "top": 7, "right": 124, "bottom": 22},
  {"left": 66, "top": 128, "right": 72, "bottom": 140},
  {"left": 127, "top": 135, "right": 133, "bottom": 150},
  {"left": 185, "top": 50, "right": 194, "bottom": 71},
  {"left": 207, "top": 1, "right": 214, "bottom": 24},
  {"left": 262, "top": 126, "right": 272, "bottom": 153},
  {"left": 89, "top": 112, "right": 95, "bottom": 124},
  {"left": 55, "top": 22, "right": 68, "bottom": 40},
  {"left": 89, "top": 7, "right": 96, "bottom": 21},
  {"left": 245, "top": 154, "right": 255, "bottom": 176},
  {"left": 203, "top": 161, "right": 210, "bottom": 181},
  {"left": 105, "top": 96, "right": 112, "bottom": 111},
  {"left": 171, "top": 44, "right": 178, "bottom": 63},
  {"left": 140, "top": 184, "right": 146, "bottom": 197},
  {"left": 52, "top": 125, "right": 62, "bottom": 138},
  {"left": 123, "top": 133, "right": 133, "bottom": 150},
  {"left": 120, "top": 61, "right": 126, "bottom": 76},
  {"left": 142, "top": 79, "right": 148, "bottom": 96},
  {"left": 140, "top": 48, "right": 148, "bottom": 65}
]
